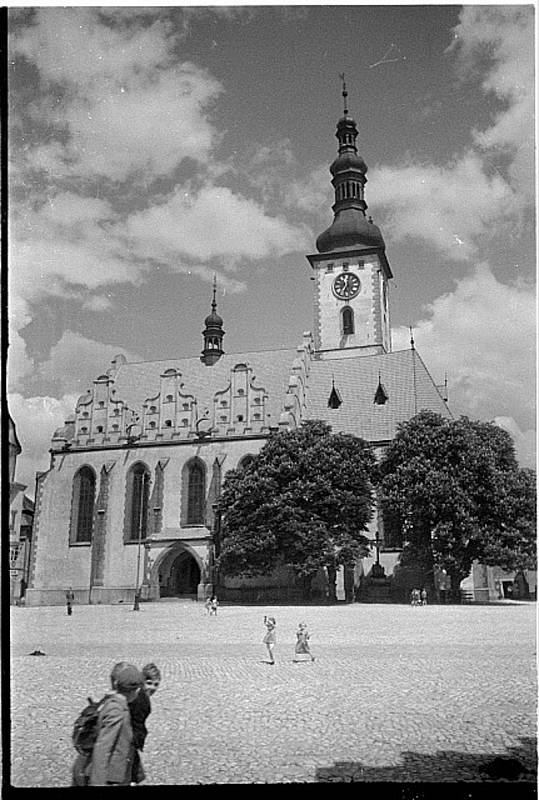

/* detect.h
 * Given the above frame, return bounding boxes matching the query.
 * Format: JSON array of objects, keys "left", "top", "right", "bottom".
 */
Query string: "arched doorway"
[{"left": 158, "top": 548, "right": 201, "bottom": 598}]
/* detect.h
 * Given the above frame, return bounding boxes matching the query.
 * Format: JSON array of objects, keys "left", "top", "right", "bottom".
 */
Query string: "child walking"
[
  {"left": 209, "top": 595, "right": 219, "bottom": 616},
  {"left": 88, "top": 663, "right": 143, "bottom": 786},
  {"left": 293, "top": 622, "right": 315, "bottom": 663},
  {"left": 262, "top": 616, "right": 277, "bottom": 664},
  {"left": 129, "top": 662, "right": 162, "bottom": 785}
]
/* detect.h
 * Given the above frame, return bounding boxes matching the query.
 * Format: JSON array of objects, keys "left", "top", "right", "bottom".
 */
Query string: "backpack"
[{"left": 72, "top": 695, "right": 106, "bottom": 754}]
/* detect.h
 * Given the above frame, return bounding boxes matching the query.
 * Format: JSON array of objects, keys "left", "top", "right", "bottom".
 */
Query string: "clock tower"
[{"left": 307, "top": 81, "right": 392, "bottom": 358}]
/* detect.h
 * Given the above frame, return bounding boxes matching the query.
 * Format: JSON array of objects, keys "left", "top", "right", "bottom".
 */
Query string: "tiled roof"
[
  {"left": 304, "top": 348, "right": 452, "bottom": 442},
  {"left": 111, "top": 348, "right": 300, "bottom": 428}
]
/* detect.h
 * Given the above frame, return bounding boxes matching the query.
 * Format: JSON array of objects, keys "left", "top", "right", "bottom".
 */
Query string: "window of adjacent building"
[
  {"left": 70, "top": 466, "right": 96, "bottom": 544},
  {"left": 166, "top": 394, "right": 173, "bottom": 402},
  {"left": 186, "top": 460, "right": 205, "bottom": 525},
  {"left": 96, "top": 426, "right": 104, "bottom": 433},
  {"left": 342, "top": 306, "right": 354, "bottom": 335},
  {"left": 164, "top": 419, "right": 172, "bottom": 427},
  {"left": 125, "top": 463, "right": 150, "bottom": 542}
]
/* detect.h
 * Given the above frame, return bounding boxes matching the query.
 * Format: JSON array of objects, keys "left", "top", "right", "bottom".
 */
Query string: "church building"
[{"left": 26, "top": 90, "right": 453, "bottom": 607}]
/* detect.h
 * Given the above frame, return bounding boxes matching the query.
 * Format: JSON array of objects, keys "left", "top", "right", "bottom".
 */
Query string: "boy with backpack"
[{"left": 71, "top": 662, "right": 143, "bottom": 786}]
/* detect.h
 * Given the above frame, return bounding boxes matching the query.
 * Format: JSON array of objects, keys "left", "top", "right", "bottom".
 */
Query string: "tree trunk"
[
  {"left": 300, "top": 573, "right": 314, "bottom": 603},
  {"left": 447, "top": 570, "right": 466, "bottom": 603},
  {"left": 327, "top": 566, "right": 337, "bottom": 603}
]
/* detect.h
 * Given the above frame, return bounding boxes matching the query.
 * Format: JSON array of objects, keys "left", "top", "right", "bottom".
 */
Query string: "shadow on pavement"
[{"left": 315, "top": 736, "right": 537, "bottom": 788}]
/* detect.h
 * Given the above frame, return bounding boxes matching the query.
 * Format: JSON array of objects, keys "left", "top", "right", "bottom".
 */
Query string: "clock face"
[{"left": 333, "top": 272, "right": 360, "bottom": 300}]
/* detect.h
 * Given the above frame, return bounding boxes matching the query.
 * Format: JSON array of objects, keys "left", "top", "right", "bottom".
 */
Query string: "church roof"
[
  {"left": 304, "top": 348, "right": 451, "bottom": 442},
  {"left": 105, "top": 344, "right": 450, "bottom": 444},
  {"left": 111, "top": 348, "right": 300, "bottom": 428}
]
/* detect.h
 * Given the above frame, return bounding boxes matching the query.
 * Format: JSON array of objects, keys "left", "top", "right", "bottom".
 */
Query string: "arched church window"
[
  {"left": 124, "top": 463, "right": 150, "bottom": 542},
  {"left": 342, "top": 306, "right": 355, "bottom": 335},
  {"left": 186, "top": 460, "right": 205, "bottom": 525},
  {"left": 70, "top": 466, "right": 95, "bottom": 544},
  {"left": 238, "top": 455, "right": 255, "bottom": 470}
]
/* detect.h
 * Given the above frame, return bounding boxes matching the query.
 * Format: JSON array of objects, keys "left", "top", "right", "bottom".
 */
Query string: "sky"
[{"left": 7, "top": 3, "right": 536, "bottom": 492}]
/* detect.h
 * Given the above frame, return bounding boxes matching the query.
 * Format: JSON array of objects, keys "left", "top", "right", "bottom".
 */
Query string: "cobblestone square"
[{"left": 9, "top": 601, "right": 537, "bottom": 786}]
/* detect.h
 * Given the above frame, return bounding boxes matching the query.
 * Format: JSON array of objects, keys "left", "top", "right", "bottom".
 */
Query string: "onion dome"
[
  {"left": 315, "top": 78, "right": 385, "bottom": 254},
  {"left": 316, "top": 209, "right": 385, "bottom": 253}
]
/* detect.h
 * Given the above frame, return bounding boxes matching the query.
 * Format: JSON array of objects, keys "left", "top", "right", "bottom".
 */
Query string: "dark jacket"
[
  {"left": 89, "top": 692, "right": 135, "bottom": 786},
  {"left": 129, "top": 689, "right": 151, "bottom": 751}
]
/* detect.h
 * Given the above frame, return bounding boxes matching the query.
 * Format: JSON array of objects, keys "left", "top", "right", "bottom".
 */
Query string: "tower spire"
[
  {"left": 315, "top": 78, "right": 385, "bottom": 254},
  {"left": 339, "top": 72, "right": 348, "bottom": 116},
  {"left": 201, "top": 276, "right": 225, "bottom": 366}
]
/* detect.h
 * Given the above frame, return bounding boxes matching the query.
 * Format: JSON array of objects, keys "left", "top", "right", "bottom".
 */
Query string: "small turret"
[{"left": 201, "top": 276, "right": 225, "bottom": 366}]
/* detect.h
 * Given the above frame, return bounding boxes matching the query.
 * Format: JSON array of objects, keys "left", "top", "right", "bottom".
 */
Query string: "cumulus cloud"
[
  {"left": 125, "top": 184, "right": 310, "bottom": 263},
  {"left": 392, "top": 265, "right": 535, "bottom": 466},
  {"left": 370, "top": 153, "right": 516, "bottom": 260},
  {"left": 448, "top": 6, "right": 534, "bottom": 201},
  {"left": 8, "top": 392, "right": 80, "bottom": 493},
  {"left": 29, "top": 330, "right": 142, "bottom": 398}
]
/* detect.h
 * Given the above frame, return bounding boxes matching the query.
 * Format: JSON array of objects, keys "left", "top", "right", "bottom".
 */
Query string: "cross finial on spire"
[
  {"left": 409, "top": 326, "right": 415, "bottom": 350},
  {"left": 339, "top": 72, "right": 348, "bottom": 115},
  {"left": 212, "top": 274, "right": 217, "bottom": 312}
]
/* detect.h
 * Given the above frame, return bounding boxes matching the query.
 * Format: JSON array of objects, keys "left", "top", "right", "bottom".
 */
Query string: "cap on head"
[{"left": 115, "top": 664, "right": 143, "bottom": 692}]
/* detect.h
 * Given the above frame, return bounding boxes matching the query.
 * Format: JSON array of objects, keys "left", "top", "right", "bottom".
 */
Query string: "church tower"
[
  {"left": 201, "top": 276, "right": 225, "bottom": 366},
  {"left": 307, "top": 80, "right": 392, "bottom": 358}
]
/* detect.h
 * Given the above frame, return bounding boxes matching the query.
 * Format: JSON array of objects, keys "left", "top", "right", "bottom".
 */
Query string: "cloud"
[
  {"left": 493, "top": 417, "right": 536, "bottom": 471},
  {"left": 29, "top": 330, "right": 142, "bottom": 398},
  {"left": 448, "top": 6, "right": 535, "bottom": 202},
  {"left": 369, "top": 153, "right": 517, "bottom": 260},
  {"left": 12, "top": 9, "right": 222, "bottom": 181},
  {"left": 392, "top": 265, "right": 535, "bottom": 466},
  {"left": 8, "top": 392, "right": 80, "bottom": 493},
  {"left": 125, "top": 184, "right": 310, "bottom": 264}
]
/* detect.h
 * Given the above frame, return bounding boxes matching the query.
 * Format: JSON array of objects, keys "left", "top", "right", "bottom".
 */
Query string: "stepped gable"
[
  {"left": 304, "top": 348, "right": 452, "bottom": 442},
  {"left": 111, "top": 347, "right": 302, "bottom": 429}
]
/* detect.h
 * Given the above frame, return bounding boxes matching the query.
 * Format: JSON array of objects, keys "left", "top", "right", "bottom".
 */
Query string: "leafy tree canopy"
[
  {"left": 379, "top": 411, "right": 536, "bottom": 592},
  {"left": 217, "top": 420, "right": 376, "bottom": 583}
]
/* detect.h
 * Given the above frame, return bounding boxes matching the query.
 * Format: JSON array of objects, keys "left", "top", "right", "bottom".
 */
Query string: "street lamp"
[
  {"left": 211, "top": 501, "right": 222, "bottom": 594},
  {"left": 133, "top": 472, "right": 149, "bottom": 611}
]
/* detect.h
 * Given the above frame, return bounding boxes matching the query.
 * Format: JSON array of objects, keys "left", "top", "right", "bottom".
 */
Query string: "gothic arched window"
[
  {"left": 125, "top": 463, "right": 150, "bottom": 542},
  {"left": 70, "top": 466, "right": 95, "bottom": 543},
  {"left": 186, "top": 461, "right": 205, "bottom": 525},
  {"left": 238, "top": 454, "right": 255, "bottom": 470},
  {"left": 342, "top": 306, "right": 355, "bottom": 335}
]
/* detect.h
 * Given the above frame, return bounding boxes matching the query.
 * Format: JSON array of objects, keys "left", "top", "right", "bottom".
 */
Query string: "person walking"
[
  {"left": 129, "top": 663, "right": 162, "bottom": 785},
  {"left": 65, "top": 586, "right": 75, "bottom": 616},
  {"left": 420, "top": 588, "right": 428, "bottom": 606},
  {"left": 293, "top": 622, "right": 315, "bottom": 663},
  {"left": 88, "top": 663, "right": 143, "bottom": 786},
  {"left": 263, "top": 616, "right": 277, "bottom": 664},
  {"left": 209, "top": 595, "right": 219, "bottom": 616}
]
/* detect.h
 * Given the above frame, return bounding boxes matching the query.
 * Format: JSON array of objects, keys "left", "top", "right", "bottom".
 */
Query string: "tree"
[
  {"left": 217, "top": 420, "right": 376, "bottom": 601},
  {"left": 378, "top": 411, "right": 536, "bottom": 601}
]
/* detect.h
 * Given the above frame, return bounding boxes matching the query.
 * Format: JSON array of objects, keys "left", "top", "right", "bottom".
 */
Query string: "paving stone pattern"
[{"left": 9, "top": 601, "right": 537, "bottom": 786}]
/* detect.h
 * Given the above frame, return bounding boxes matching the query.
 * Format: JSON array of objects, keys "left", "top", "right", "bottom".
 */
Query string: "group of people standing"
[
  {"left": 263, "top": 617, "right": 316, "bottom": 664},
  {"left": 72, "top": 661, "right": 161, "bottom": 786},
  {"left": 410, "top": 588, "right": 428, "bottom": 606}
]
